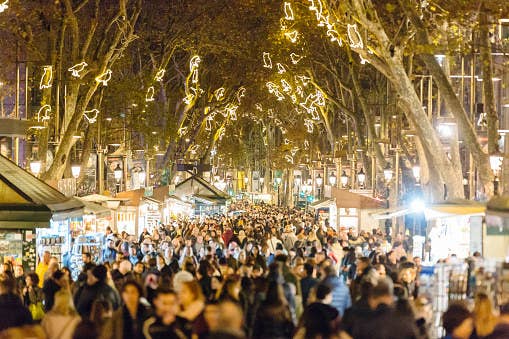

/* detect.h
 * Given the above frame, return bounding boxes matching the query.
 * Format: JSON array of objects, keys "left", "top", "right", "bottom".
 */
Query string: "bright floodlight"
[
  {"left": 275, "top": 177, "right": 282, "bottom": 185},
  {"left": 30, "top": 160, "right": 42, "bottom": 176},
  {"left": 410, "top": 198, "right": 425, "bottom": 212},
  {"left": 71, "top": 163, "right": 81, "bottom": 179},
  {"left": 438, "top": 123, "right": 453, "bottom": 138},
  {"left": 490, "top": 154, "right": 503, "bottom": 173}
]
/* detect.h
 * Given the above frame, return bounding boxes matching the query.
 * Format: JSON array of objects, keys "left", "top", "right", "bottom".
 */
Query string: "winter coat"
[
  {"left": 0, "top": 293, "right": 32, "bottom": 331},
  {"left": 322, "top": 275, "right": 352, "bottom": 316},
  {"left": 252, "top": 303, "right": 295, "bottom": 339},
  {"left": 74, "top": 281, "right": 121, "bottom": 318},
  {"left": 41, "top": 313, "right": 81, "bottom": 339}
]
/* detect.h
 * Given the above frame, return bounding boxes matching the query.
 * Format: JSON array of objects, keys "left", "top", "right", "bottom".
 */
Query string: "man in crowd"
[
  {"left": 35, "top": 250, "right": 51, "bottom": 288},
  {"left": 142, "top": 287, "right": 187, "bottom": 339}
]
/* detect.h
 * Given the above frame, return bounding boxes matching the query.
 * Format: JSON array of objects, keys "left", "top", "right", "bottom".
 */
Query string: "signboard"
[
  {"left": 77, "top": 154, "right": 97, "bottom": 196},
  {"left": 106, "top": 156, "right": 123, "bottom": 194}
]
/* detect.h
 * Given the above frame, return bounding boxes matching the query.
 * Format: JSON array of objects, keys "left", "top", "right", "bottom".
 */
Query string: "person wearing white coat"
[{"left": 41, "top": 290, "right": 81, "bottom": 339}]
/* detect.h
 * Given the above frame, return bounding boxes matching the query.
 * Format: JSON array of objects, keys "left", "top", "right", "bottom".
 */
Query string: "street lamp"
[
  {"left": 114, "top": 163, "right": 123, "bottom": 193},
  {"left": 329, "top": 171, "right": 337, "bottom": 186},
  {"left": 490, "top": 154, "right": 503, "bottom": 195},
  {"left": 244, "top": 176, "right": 249, "bottom": 191},
  {"left": 275, "top": 177, "right": 282, "bottom": 206},
  {"left": 383, "top": 163, "right": 393, "bottom": 182},
  {"left": 71, "top": 163, "right": 81, "bottom": 179},
  {"left": 340, "top": 170, "right": 348, "bottom": 188},
  {"left": 357, "top": 168, "right": 366, "bottom": 188},
  {"left": 316, "top": 173, "right": 323, "bottom": 200},
  {"left": 259, "top": 177, "right": 264, "bottom": 192},
  {"left": 30, "top": 160, "right": 42, "bottom": 177},
  {"left": 138, "top": 170, "right": 146, "bottom": 187}
]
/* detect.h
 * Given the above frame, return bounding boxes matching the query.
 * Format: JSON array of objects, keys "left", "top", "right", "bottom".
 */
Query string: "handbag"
[{"left": 29, "top": 302, "right": 45, "bottom": 321}]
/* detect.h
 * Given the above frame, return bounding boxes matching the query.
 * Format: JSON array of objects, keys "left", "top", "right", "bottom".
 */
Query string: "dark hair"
[
  {"left": 442, "top": 302, "right": 471, "bottom": 335},
  {"left": 27, "top": 272, "right": 39, "bottom": 286},
  {"left": 154, "top": 287, "right": 177, "bottom": 298},
  {"left": 315, "top": 283, "right": 332, "bottom": 301},
  {"left": 0, "top": 274, "right": 16, "bottom": 294},
  {"left": 82, "top": 252, "right": 92, "bottom": 260},
  {"left": 371, "top": 278, "right": 393, "bottom": 299},
  {"left": 121, "top": 280, "right": 143, "bottom": 297},
  {"left": 304, "top": 262, "right": 314, "bottom": 276},
  {"left": 53, "top": 269, "right": 65, "bottom": 281},
  {"left": 357, "top": 257, "right": 370, "bottom": 265},
  {"left": 72, "top": 320, "right": 99, "bottom": 339}
]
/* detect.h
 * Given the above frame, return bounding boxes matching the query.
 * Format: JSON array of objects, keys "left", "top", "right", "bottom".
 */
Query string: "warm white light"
[
  {"left": 412, "top": 165, "right": 421, "bottom": 182},
  {"left": 411, "top": 199, "right": 425, "bottom": 212},
  {"left": 71, "top": 164, "right": 81, "bottom": 179},
  {"left": 357, "top": 168, "right": 366, "bottom": 185},
  {"left": 138, "top": 170, "right": 146, "bottom": 186},
  {"left": 114, "top": 164, "right": 123, "bottom": 182},
  {"left": 275, "top": 177, "right": 282, "bottom": 185},
  {"left": 383, "top": 163, "right": 393, "bottom": 182},
  {"left": 329, "top": 172, "right": 337, "bottom": 186},
  {"left": 340, "top": 171, "right": 348, "bottom": 187},
  {"left": 490, "top": 154, "right": 503, "bottom": 173},
  {"left": 30, "top": 161, "right": 42, "bottom": 176},
  {"left": 316, "top": 174, "right": 323, "bottom": 186}
]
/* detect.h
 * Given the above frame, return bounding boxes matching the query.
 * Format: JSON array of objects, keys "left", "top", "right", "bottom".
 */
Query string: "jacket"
[
  {"left": 0, "top": 293, "right": 32, "bottom": 331},
  {"left": 74, "top": 281, "right": 121, "bottom": 318},
  {"left": 41, "top": 313, "right": 81, "bottom": 339},
  {"left": 322, "top": 275, "right": 352, "bottom": 316},
  {"left": 105, "top": 304, "right": 151, "bottom": 339}
]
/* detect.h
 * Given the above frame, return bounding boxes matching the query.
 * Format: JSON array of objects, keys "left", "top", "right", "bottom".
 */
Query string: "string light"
[
  {"left": 68, "top": 62, "right": 88, "bottom": 78},
  {"left": 284, "top": 2, "right": 294, "bottom": 20},
  {"left": 0, "top": 1, "right": 8, "bottom": 13},
  {"left": 327, "top": 29, "right": 343, "bottom": 46},
  {"left": 290, "top": 94, "right": 298, "bottom": 103},
  {"left": 285, "top": 154, "right": 294, "bottom": 164},
  {"left": 267, "top": 109, "right": 274, "bottom": 118},
  {"left": 263, "top": 52, "right": 273, "bottom": 68},
  {"left": 290, "top": 53, "right": 303, "bottom": 64},
  {"left": 236, "top": 87, "right": 246, "bottom": 103},
  {"left": 304, "top": 119, "right": 314, "bottom": 132},
  {"left": 39, "top": 66, "right": 53, "bottom": 89},
  {"left": 190, "top": 144, "right": 200, "bottom": 154},
  {"left": 296, "top": 86, "right": 304, "bottom": 97},
  {"left": 145, "top": 86, "right": 155, "bottom": 102},
  {"left": 291, "top": 147, "right": 299, "bottom": 156},
  {"left": 183, "top": 94, "right": 195, "bottom": 105},
  {"left": 189, "top": 55, "right": 201, "bottom": 71},
  {"left": 280, "top": 127, "right": 288, "bottom": 135},
  {"left": 281, "top": 80, "right": 292, "bottom": 92},
  {"left": 360, "top": 55, "right": 369, "bottom": 65},
  {"left": 274, "top": 118, "right": 282, "bottom": 126},
  {"left": 214, "top": 88, "right": 225, "bottom": 101},
  {"left": 255, "top": 103, "right": 263, "bottom": 111},
  {"left": 178, "top": 126, "right": 188, "bottom": 136},
  {"left": 284, "top": 138, "right": 290, "bottom": 145},
  {"left": 83, "top": 109, "right": 99, "bottom": 123},
  {"left": 277, "top": 63, "right": 286, "bottom": 74},
  {"left": 225, "top": 103, "right": 238, "bottom": 120},
  {"left": 296, "top": 75, "right": 310, "bottom": 86},
  {"left": 205, "top": 115, "right": 213, "bottom": 131},
  {"left": 37, "top": 105, "right": 51, "bottom": 122},
  {"left": 304, "top": 139, "right": 310, "bottom": 149},
  {"left": 266, "top": 82, "right": 285, "bottom": 101},
  {"left": 308, "top": 0, "right": 323, "bottom": 21},
  {"left": 347, "top": 24, "right": 364, "bottom": 49},
  {"left": 284, "top": 30, "right": 299, "bottom": 43},
  {"left": 95, "top": 69, "right": 112, "bottom": 86},
  {"left": 154, "top": 69, "right": 165, "bottom": 82}
]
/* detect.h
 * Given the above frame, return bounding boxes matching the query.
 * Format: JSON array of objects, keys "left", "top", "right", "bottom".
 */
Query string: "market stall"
[
  {"left": 309, "top": 199, "right": 337, "bottom": 229},
  {"left": 116, "top": 188, "right": 163, "bottom": 235},
  {"left": 174, "top": 175, "right": 230, "bottom": 216},
  {"left": 0, "top": 155, "right": 83, "bottom": 271}
]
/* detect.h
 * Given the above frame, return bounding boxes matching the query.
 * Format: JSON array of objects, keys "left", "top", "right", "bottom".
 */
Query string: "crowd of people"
[{"left": 0, "top": 201, "right": 508, "bottom": 338}]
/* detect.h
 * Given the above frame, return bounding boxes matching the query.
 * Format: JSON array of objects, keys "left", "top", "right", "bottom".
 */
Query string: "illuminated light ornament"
[
  {"left": 347, "top": 24, "right": 364, "bottom": 49},
  {"left": 291, "top": 147, "right": 299, "bottom": 156},
  {"left": 304, "top": 139, "right": 310, "bottom": 149},
  {"left": 263, "top": 136, "right": 268, "bottom": 146},
  {"left": 296, "top": 75, "right": 311, "bottom": 86},
  {"left": 277, "top": 63, "right": 286, "bottom": 74},
  {"left": 68, "top": 62, "right": 88, "bottom": 78},
  {"left": 191, "top": 69, "right": 199, "bottom": 84},
  {"left": 214, "top": 88, "right": 225, "bottom": 101},
  {"left": 145, "top": 86, "right": 155, "bottom": 102},
  {"left": 178, "top": 126, "right": 188, "bottom": 137},
  {"left": 190, "top": 86, "right": 204, "bottom": 97},
  {"left": 327, "top": 29, "right": 343, "bottom": 46},
  {"left": 205, "top": 115, "right": 214, "bottom": 131},
  {"left": 95, "top": 69, "right": 112, "bottom": 86},
  {"left": 290, "top": 53, "right": 303, "bottom": 64},
  {"left": 296, "top": 86, "right": 304, "bottom": 97},
  {"left": 281, "top": 80, "right": 292, "bottom": 92},
  {"left": 255, "top": 103, "right": 263, "bottom": 111},
  {"left": 189, "top": 55, "right": 201, "bottom": 71},
  {"left": 290, "top": 94, "right": 298, "bottom": 103},
  {"left": 154, "top": 69, "right": 165, "bottom": 82},
  {"left": 37, "top": 105, "right": 51, "bottom": 122},
  {"left": 285, "top": 154, "right": 294, "bottom": 164},
  {"left": 83, "top": 109, "right": 99, "bottom": 124},
  {"left": 225, "top": 104, "right": 238, "bottom": 121},
  {"left": 39, "top": 66, "right": 53, "bottom": 89},
  {"left": 360, "top": 55, "right": 369, "bottom": 65},
  {"left": 266, "top": 82, "right": 285, "bottom": 101},
  {"left": 284, "top": 138, "right": 290, "bottom": 145},
  {"left": 319, "top": 15, "right": 333, "bottom": 29},
  {"left": 280, "top": 18, "right": 288, "bottom": 31},
  {"left": 280, "top": 127, "right": 288, "bottom": 135},
  {"left": 263, "top": 52, "right": 273, "bottom": 69},
  {"left": 204, "top": 106, "right": 211, "bottom": 115},
  {"left": 313, "top": 89, "right": 326, "bottom": 106},
  {"left": 304, "top": 119, "right": 314, "bottom": 133},
  {"left": 0, "top": 0, "right": 8, "bottom": 13},
  {"left": 284, "top": 2, "right": 294, "bottom": 20},
  {"left": 190, "top": 145, "right": 200, "bottom": 155},
  {"left": 274, "top": 118, "right": 282, "bottom": 126},
  {"left": 284, "top": 30, "right": 299, "bottom": 43},
  {"left": 183, "top": 94, "right": 194, "bottom": 105},
  {"left": 308, "top": 0, "right": 323, "bottom": 21},
  {"left": 267, "top": 109, "right": 274, "bottom": 118},
  {"left": 236, "top": 87, "right": 246, "bottom": 103}
]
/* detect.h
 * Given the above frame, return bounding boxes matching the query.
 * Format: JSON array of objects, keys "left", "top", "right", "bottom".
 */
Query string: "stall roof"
[
  {"left": 331, "top": 188, "right": 386, "bottom": 209},
  {"left": 76, "top": 198, "right": 111, "bottom": 219},
  {"left": 175, "top": 175, "right": 230, "bottom": 200},
  {"left": 0, "top": 155, "right": 84, "bottom": 228},
  {"left": 116, "top": 189, "right": 163, "bottom": 207},
  {"left": 309, "top": 199, "right": 335, "bottom": 210},
  {"left": 80, "top": 194, "right": 128, "bottom": 203}
]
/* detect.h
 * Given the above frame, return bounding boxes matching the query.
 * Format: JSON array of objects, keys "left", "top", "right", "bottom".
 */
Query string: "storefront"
[
  {"left": 0, "top": 155, "right": 83, "bottom": 271},
  {"left": 117, "top": 189, "right": 163, "bottom": 236},
  {"left": 309, "top": 199, "right": 337, "bottom": 229},
  {"left": 174, "top": 175, "right": 230, "bottom": 216}
]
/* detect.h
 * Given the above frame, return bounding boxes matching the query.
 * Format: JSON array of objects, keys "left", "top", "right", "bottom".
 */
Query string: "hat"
[{"left": 92, "top": 265, "right": 107, "bottom": 282}]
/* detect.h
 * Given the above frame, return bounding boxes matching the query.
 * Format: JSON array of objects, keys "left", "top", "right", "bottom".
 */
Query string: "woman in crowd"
[
  {"left": 106, "top": 280, "right": 150, "bottom": 339},
  {"left": 41, "top": 290, "right": 81, "bottom": 339},
  {"left": 217, "top": 275, "right": 241, "bottom": 302},
  {"left": 442, "top": 302, "right": 474, "bottom": 339},
  {"left": 178, "top": 280, "right": 208, "bottom": 338},
  {"left": 23, "top": 272, "right": 44, "bottom": 320},
  {"left": 252, "top": 281, "right": 295, "bottom": 339},
  {"left": 472, "top": 292, "right": 498, "bottom": 338}
]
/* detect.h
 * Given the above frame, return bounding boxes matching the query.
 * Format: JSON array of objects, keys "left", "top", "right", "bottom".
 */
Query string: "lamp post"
[
  {"left": 490, "top": 154, "right": 503, "bottom": 195},
  {"left": 383, "top": 163, "right": 393, "bottom": 208},
  {"left": 294, "top": 175, "right": 302, "bottom": 207},
  {"left": 340, "top": 170, "right": 348, "bottom": 188},
  {"left": 138, "top": 169, "right": 146, "bottom": 188},
  {"left": 329, "top": 171, "right": 337, "bottom": 187},
  {"left": 316, "top": 173, "right": 323, "bottom": 200},
  {"left": 275, "top": 177, "right": 282, "bottom": 206},
  {"left": 412, "top": 164, "right": 421, "bottom": 185},
  {"left": 244, "top": 176, "right": 249, "bottom": 192},
  {"left": 114, "top": 163, "right": 123, "bottom": 193},
  {"left": 71, "top": 162, "right": 81, "bottom": 196},
  {"left": 357, "top": 168, "right": 366, "bottom": 189}
]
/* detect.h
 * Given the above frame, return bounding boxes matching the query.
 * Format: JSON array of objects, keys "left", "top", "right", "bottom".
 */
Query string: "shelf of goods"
[
  {"left": 38, "top": 235, "right": 66, "bottom": 266},
  {"left": 69, "top": 233, "right": 103, "bottom": 281}
]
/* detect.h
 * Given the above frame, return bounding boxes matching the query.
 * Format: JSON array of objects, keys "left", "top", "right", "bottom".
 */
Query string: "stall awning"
[
  {"left": 193, "top": 194, "right": 226, "bottom": 205},
  {"left": 331, "top": 188, "right": 386, "bottom": 209},
  {"left": 371, "top": 200, "right": 485, "bottom": 220},
  {"left": 0, "top": 155, "right": 84, "bottom": 228},
  {"left": 309, "top": 199, "right": 334, "bottom": 210},
  {"left": 77, "top": 198, "right": 111, "bottom": 219}
]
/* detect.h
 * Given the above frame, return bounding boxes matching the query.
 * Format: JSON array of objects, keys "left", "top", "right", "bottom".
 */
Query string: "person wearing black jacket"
[
  {"left": 74, "top": 264, "right": 121, "bottom": 318},
  {"left": 42, "top": 269, "right": 66, "bottom": 312},
  {"left": 0, "top": 275, "right": 32, "bottom": 331}
]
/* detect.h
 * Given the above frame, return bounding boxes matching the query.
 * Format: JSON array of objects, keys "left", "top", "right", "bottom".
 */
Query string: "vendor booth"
[
  {"left": 309, "top": 199, "right": 337, "bottom": 229},
  {"left": 174, "top": 175, "right": 230, "bottom": 216},
  {"left": 153, "top": 186, "right": 193, "bottom": 223},
  {"left": 331, "top": 188, "right": 386, "bottom": 231},
  {"left": 0, "top": 155, "right": 83, "bottom": 271},
  {"left": 484, "top": 195, "right": 509, "bottom": 259},
  {"left": 116, "top": 188, "right": 163, "bottom": 235}
]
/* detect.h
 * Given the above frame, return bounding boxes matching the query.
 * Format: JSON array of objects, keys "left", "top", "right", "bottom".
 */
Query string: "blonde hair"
[
  {"left": 50, "top": 290, "right": 77, "bottom": 316},
  {"left": 473, "top": 293, "right": 497, "bottom": 337}
]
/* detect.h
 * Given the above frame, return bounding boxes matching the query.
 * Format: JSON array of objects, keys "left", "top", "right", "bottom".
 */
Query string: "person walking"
[{"left": 41, "top": 290, "right": 81, "bottom": 339}]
